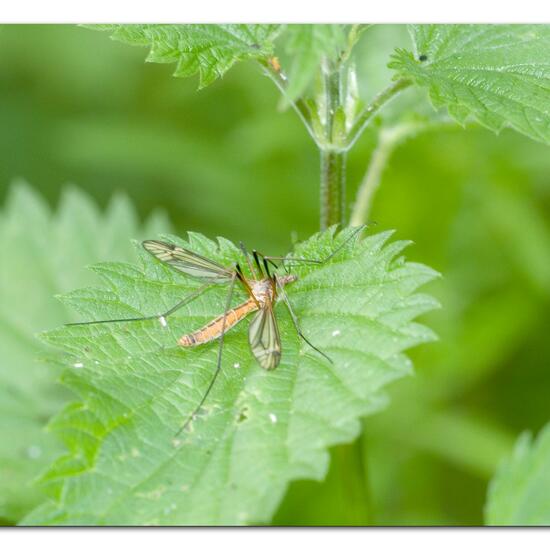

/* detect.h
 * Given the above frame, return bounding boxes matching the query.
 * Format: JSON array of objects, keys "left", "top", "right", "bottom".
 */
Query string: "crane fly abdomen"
[
  {"left": 178, "top": 298, "right": 259, "bottom": 347},
  {"left": 178, "top": 274, "right": 297, "bottom": 348}
]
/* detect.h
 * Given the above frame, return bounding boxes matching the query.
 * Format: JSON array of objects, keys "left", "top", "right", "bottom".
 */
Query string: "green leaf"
[
  {"left": 283, "top": 25, "right": 349, "bottom": 100},
  {"left": 89, "top": 24, "right": 281, "bottom": 88},
  {"left": 22, "top": 227, "right": 438, "bottom": 525},
  {"left": 485, "top": 422, "right": 550, "bottom": 525},
  {"left": 390, "top": 25, "right": 550, "bottom": 145},
  {"left": 0, "top": 181, "right": 170, "bottom": 524}
]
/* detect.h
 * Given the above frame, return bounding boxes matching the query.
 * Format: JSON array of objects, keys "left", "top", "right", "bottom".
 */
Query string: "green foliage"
[
  {"left": 22, "top": 227, "right": 438, "bottom": 525},
  {"left": 3, "top": 23, "right": 550, "bottom": 526},
  {"left": 390, "top": 25, "right": 550, "bottom": 145},
  {"left": 485, "top": 422, "right": 550, "bottom": 525},
  {"left": 0, "top": 182, "right": 169, "bottom": 524},
  {"left": 91, "top": 24, "right": 281, "bottom": 88},
  {"left": 85, "top": 24, "right": 550, "bottom": 149},
  {"left": 90, "top": 24, "right": 353, "bottom": 98},
  {"left": 283, "top": 25, "right": 349, "bottom": 100}
]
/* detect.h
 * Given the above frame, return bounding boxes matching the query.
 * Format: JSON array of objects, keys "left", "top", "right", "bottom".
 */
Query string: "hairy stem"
[
  {"left": 320, "top": 149, "right": 347, "bottom": 228},
  {"left": 351, "top": 119, "right": 457, "bottom": 225},
  {"left": 350, "top": 145, "right": 388, "bottom": 226},
  {"left": 260, "top": 59, "right": 316, "bottom": 142},
  {"left": 351, "top": 123, "right": 420, "bottom": 225},
  {"left": 319, "top": 76, "right": 411, "bottom": 228},
  {"left": 263, "top": 56, "right": 412, "bottom": 230},
  {"left": 319, "top": 60, "right": 347, "bottom": 229},
  {"left": 346, "top": 78, "right": 412, "bottom": 150}
]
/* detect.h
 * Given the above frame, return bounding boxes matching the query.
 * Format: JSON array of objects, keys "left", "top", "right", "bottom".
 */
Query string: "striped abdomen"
[{"left": 178, "top": 298, "right": 259, "bottom": 347}]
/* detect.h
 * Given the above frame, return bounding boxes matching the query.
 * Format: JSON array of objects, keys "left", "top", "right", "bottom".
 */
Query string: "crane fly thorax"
[
  {"left": 250, "top": 274, "right": 297, "bottom": 305},
  {"left": 250, "top": 279, "right": 275, "bottom": 306}
]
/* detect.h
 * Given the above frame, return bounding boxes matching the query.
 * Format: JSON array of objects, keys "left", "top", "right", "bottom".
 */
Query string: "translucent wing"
[
  {"left": 248, "top": 301, "right": 282, "bottom": 370},
  {"left": 143, "top": 240, "right": 234, "bottom": 283}
]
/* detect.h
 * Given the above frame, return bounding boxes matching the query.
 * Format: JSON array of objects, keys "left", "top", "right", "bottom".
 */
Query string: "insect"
[{"left": 67, "top": 226, "right": 365, "bottom": 434}]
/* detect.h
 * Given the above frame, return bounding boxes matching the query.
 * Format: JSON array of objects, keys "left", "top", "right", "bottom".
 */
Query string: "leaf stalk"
[{"left": 346, "top": 78, "right": 412, "bottom": 150}]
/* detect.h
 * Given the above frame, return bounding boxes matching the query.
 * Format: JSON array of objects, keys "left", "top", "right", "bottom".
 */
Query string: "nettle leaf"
[
  {"left": 485, "top": 423, "right": 550, "bottom": 525},
  {"left": 90, "top": 24, "right": 281, "bottom": 88},
  {"left": 22, "top": 227, "right": 438, "bottom": 525},
  {"left": 284, "top": 24, "right": 349, "bottom": 100},
  {"left": 390, "top": 25, "right": 550, "bottom": 145},
  {"left": 0, "top": 181, "right": 169, "bottom": 524}
]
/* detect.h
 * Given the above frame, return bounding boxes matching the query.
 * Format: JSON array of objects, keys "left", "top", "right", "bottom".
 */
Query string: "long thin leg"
[
  {"left": 275, "top": 277, "right": 333, "bottom": 365},
  {"left": 65, "top": 283, "right": 212, "bottom": 327},
  {"left": 239, "top": 241, "right": 257, "bottom": 280},
  {"left": 261, "top": 225, "right": 367, "bottom": 268},
  {"left": 175, "top": 272, "right": 238, "bottom": 436},
  {"left": 235, "top": 263, "right": 260, "bottom": 308},
  {"left": 252, "top": 249, "right": 269, "bottom": 278}
]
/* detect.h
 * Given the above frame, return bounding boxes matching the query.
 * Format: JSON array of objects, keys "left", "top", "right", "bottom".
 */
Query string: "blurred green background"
[{"left": 1, "top": 24, "right": 549, "bottom": 525}]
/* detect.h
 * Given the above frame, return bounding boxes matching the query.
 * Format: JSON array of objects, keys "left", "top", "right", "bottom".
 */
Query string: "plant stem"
[
  {"left": 350, "top": 122, "right": 420, "bottom": 225},
  {"left": 358, "top": 426, "right": 374, "bottom": 523},
  {"left": 376, "top": 408, "right": 515, "bottom": 479},
  {"left": 320, "top": 149, "right": 347, "bottom": 228},
  {"left": 351, "top": 119, "right": 457, "bottom": 225},
  {"left": 263, "top": 58, "right": 413, "bottom": 230},
  {"left": 259, "top": 59, "right": 316, "bottom": 143},
  {"left": 319, "top": 60, "right": 347, "bottom": 229},
  {"left": 350, "top": 138, "right": 389, "bottom": 226},
  {"left": 332, "top": 439, "right": 372, "bottom": 525},
  {"left": 319, "top": 77, "right": 411, "bottom": 228},
  {"left": 346, "top": 78, "right": 412, "bottom": 150}
]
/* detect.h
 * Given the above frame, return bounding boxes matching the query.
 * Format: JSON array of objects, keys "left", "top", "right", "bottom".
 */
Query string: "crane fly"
[
  {"left": 177, "top": 272, "right": 298, "bottom": 369},
  {"left": 67, "top": 226, "right": 365, "bottom": 435}
]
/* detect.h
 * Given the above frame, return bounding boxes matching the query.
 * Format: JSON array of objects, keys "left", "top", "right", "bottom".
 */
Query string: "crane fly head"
[{"left": 277, "top": 273, "right": 298, "bottom": 287}]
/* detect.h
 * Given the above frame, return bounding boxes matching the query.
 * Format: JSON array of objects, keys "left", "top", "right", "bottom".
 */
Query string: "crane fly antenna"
[
  {"left": 316, "top": 225, "right": 368, "bottom": 264},
  {"left": 175, "top": 272, "right": 238, "bottom": 437},
  {"left": 261, "top": 225, "right": 368, "bottom": 268}
]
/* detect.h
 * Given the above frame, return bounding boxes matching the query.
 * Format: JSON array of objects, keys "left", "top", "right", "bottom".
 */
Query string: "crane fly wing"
[
  {"left": 143, "top": 240, "right": 234, "bottom": 283},
  {"left": 248, "top": 302, "right": 282, "bottom": 370}
]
